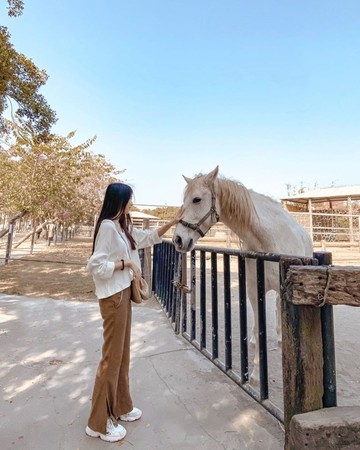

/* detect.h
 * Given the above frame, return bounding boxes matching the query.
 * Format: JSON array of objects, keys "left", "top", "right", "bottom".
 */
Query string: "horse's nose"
[{"left": 174, "top": 235, "right": 182, "bottom": 249}]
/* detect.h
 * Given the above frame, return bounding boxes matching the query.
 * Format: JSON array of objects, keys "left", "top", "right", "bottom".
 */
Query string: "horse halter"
[{"left": 179, "top": 189, "right": 220, "bottom": 238}]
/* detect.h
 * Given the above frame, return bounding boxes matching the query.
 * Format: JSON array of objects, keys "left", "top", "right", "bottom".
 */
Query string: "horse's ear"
[
  {"left": 205, "top": 166, "right": 219, "bottom": 184},
  {"left": 183, "top": 175, "right": 192, "bottom": 184}
]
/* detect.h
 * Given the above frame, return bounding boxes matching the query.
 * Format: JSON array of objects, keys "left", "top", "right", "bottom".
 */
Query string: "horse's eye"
[{"left": 193, "top": 197, "right": 201, "bottom": 204}]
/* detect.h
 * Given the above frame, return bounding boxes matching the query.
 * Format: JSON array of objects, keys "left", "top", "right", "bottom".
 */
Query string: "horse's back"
[{"left": 250, "top": 191, "right": 313, "bottom": 258}]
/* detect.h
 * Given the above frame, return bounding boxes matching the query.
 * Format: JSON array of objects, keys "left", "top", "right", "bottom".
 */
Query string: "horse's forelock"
[{"left": 184, "top": 173, "right": 209, "bottom": 197}]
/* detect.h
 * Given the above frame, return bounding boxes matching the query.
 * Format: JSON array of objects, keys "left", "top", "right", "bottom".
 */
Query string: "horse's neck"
[
  {"left": 217, "top": 179, "right": 262, "bottom": 246},
  {"left": 216, "top": 179, "right": 313, "bottom": 256}
]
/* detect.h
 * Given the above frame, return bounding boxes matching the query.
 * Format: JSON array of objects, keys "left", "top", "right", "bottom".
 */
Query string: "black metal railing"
[{"left": 152, "top": 240, "right": 335, "bottom": 423}]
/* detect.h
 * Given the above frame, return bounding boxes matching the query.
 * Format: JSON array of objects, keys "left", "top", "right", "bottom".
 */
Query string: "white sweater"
[{"left": 87, "top": 220, "right": 162, "bottom": 299}]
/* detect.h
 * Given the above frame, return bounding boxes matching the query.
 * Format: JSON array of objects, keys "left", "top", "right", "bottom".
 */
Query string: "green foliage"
[
  {"left": 1, "top": 1, "right": 56, "bottom": 140},
  {"left": 6, "top": 0, "right": 24, "bottom": 17}
]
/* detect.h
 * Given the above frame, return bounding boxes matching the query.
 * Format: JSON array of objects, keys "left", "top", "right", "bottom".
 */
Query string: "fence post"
[
  {"left": 348, "top": 197, "right": 354, "bottom": 244},
  {"left": 5, "top": 222, "right": 15, "bottom": 265},
  {"left": 174, "top": 252, "right": 182, "bottom": 334},
  {"left": 314, "top": 251, "right": 337, "bottom": 408},
  {"left": 142, "top": 218, "right": 152, "bottom": 289},
  {"left": 280, "top": 256, "right": 324, "bottom": 450},
  {"left": 308, "top": 201, "right": 313, "bottom": 241},
  {"left": 30, "top": 222, "right": 36, "bottom": 254},
  {"left": 181, "top": 254, "right": 188, "bottom": 335}
]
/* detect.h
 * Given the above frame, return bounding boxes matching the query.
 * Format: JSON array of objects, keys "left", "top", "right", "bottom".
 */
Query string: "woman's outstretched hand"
[
  {"left": 157, "top": 206, "right": 185, "bottom": 238},
  {"left": 171, "top": 205, "right": 184, "bottom": 226}
]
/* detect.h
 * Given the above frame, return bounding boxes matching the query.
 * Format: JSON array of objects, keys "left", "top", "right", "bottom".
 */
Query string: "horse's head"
[{"left": 173, "top": 166, "right": 220, "bottom": 253}]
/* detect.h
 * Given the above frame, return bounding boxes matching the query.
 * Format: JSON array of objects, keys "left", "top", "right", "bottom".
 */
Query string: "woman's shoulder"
[
  {"left": 100, "top": 219, "right": 116, "bottom": 227},
  {"left": 98, "top": 220, "right": 117, "bottom": 233}
]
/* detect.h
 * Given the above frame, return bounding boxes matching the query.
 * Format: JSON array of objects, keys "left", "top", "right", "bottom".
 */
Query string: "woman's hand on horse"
[{"left": 173, "top": 205, "right": 185, "bottom": 224}]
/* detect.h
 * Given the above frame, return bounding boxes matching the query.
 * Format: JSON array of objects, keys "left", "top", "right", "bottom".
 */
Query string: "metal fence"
[
  {"left": 151, "top": 241, "right": 336, "bottom": 424},
  {"left": 290, "top": 212, "right": 360, "bottom": 243}
]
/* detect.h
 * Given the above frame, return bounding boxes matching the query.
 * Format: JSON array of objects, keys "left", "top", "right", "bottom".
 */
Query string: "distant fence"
[
  {"left": 2, "top": 209, "right": 359, "bottom": 266},
  {"left": 290, "top": 212, "right": 360, "bottom": 244},
  {"left": 132, "top": 212, "right": 360, "bottom": 248},
  {"left": 3, "top": 207, "right": 359, "bottom": 249}
]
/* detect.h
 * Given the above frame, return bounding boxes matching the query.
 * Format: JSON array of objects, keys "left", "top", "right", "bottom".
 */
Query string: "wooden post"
[
  {"left": 0, "top": 211, "right": 26, "bottom": 239},
  {"left": 4, "top": 222, "right": 15, "bottom": 264},
  {"left": 174, "top": 253, "right": 183, "bottom": 334},
  {"left": 30, "top": 223, "right": 36, "bottom": 254},
  {"left": 308, "top": 199, "right": 313, "bottom": 241},
  {"left": 283, "top": 263, "right": 360, "bottom": 448},
  {"left": 280, "top": 256, "right": 324, "bottom": 450},
  {"left": 142, "top": 218, "right": 152, "bottom": 289},
  {"left": 348, "top": 196, "right": 354, "bottom": 244}
]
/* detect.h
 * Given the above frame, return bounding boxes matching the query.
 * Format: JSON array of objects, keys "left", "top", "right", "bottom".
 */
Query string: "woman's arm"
[
  {"left": 113, "top": 258, "right": 141, "bottom": 278},
  {"left": 131, "top": 206, "right": 184, "bottom": 249},
  {"left": 87, "top": 223, "right": 116, "bottom": 279},
  {"left": 157, "top": 206, "right": 184, "bottom": 237}
]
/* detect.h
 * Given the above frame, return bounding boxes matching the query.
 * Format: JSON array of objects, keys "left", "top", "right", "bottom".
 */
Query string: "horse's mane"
[
  {"left": 185, "top": 173, "right": 258, "bottom": 229},
  {"left": 216, "top": 177, "right": 258, "bottom": 229}
]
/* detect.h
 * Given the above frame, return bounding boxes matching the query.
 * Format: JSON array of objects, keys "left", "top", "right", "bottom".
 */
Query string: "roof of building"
[
  {"left": 281, "top": 185, "right": 360, "bottom": 204},
  {"left": 130, "top": 211, "right": 160, "bottom": 220}
]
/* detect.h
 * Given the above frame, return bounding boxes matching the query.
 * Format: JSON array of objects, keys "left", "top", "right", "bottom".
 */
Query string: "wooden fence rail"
[{"left": 284, "top": 265, "right": 360, "bottom": 307}]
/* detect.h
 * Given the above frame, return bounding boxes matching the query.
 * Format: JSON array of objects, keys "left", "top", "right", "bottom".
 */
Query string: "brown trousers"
[{"left": 87, "top": 286, "right": 133, "bottom": 434}]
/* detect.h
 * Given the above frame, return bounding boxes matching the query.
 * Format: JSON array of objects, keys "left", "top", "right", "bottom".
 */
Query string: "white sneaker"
[
  {"left": 119, "top": 407, "right": 142, "bottom": 422},
  {"left": 85, "top": 418, "right": 127, "bottom": 442}
]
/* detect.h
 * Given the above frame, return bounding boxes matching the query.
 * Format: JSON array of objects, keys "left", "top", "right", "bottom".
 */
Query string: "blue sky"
[{"left": 2, "top": 0, "right": 360, "bottom": 206}]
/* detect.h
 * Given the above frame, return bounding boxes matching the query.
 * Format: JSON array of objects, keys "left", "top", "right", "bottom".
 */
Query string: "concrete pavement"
[{"left": 0, "top": 294, "right": 284, "bottom": 450}]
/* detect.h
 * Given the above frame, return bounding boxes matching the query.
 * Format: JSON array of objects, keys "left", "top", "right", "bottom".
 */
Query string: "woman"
[{"left": 85, "top": 182, "right": 183, "bottom": 443}]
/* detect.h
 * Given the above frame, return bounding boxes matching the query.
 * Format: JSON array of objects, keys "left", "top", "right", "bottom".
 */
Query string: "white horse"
[{"left": 172, "top": 166, "right": 313, "bottom": 383}]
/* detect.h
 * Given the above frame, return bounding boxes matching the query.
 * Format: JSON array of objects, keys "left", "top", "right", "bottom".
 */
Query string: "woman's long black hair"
[{"left": 92, "top": 182, "right": 136, "bottom": 253}]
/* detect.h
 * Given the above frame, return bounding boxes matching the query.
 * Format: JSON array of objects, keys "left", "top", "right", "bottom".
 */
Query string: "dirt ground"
[{"left": 0, "top": 235, "right": 96, "bottom": 301}]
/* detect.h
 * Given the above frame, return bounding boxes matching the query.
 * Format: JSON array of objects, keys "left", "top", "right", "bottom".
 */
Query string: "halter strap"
[{"left": 179, "top": 189, "right": 220, "bottom": 237}]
